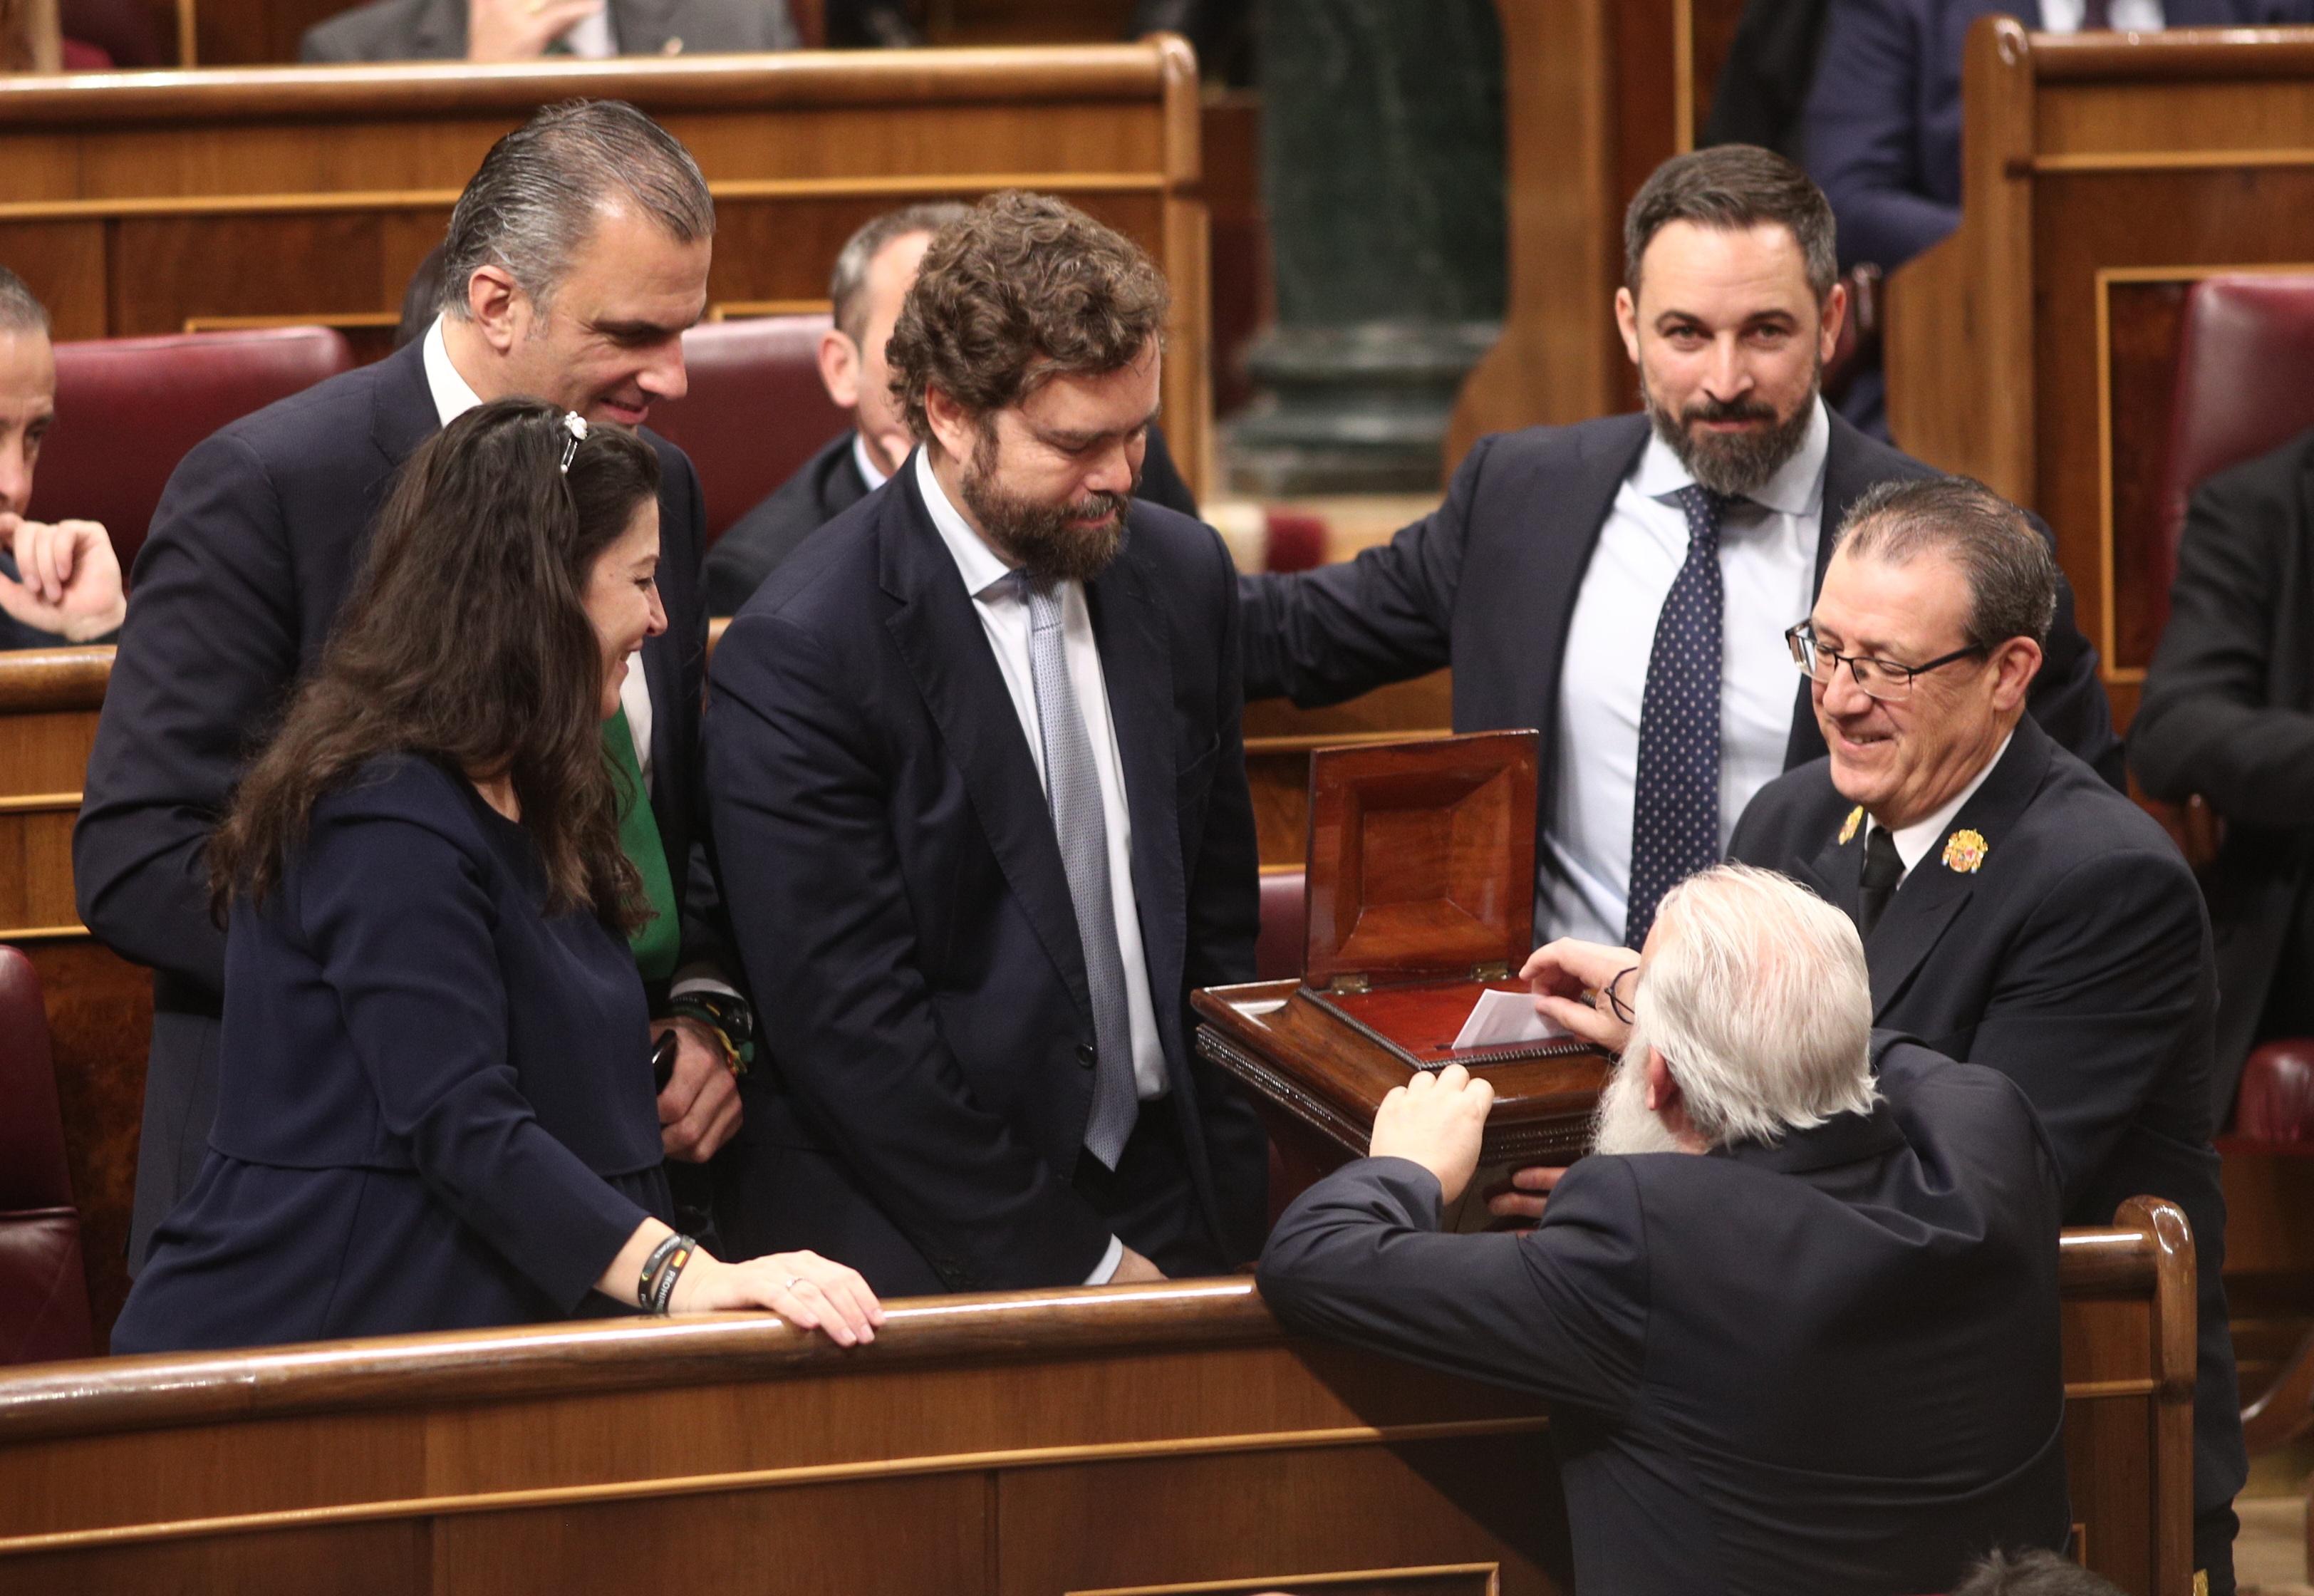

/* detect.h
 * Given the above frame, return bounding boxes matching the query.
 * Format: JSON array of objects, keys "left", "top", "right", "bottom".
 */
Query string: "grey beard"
[
  {"left": 1642, "top": 370, "right": 1820, "bottom": 499},
  {"left": 1590, "top": 1017, "right": 1688, "bottom": 1157}
]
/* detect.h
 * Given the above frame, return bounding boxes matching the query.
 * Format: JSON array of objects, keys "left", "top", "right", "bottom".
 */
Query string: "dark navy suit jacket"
[
  {"left": 704, "top": 457, "right": 1267, "bottom": 1295},
  {"left": 1731, "top": 712, "right": 2243, "bottom": 1580},
  {"left": 73, "top": 338, "right": 719, "bottom": 1268},
  {"left": 1807, "top": 0, "right": 2314, "bottom": 275},
  {"left": 1261, "top": 1042, "right": 2071, "bottom": 1596},
  {"left": 1238, "top": 409, "right": 2124, "bottom": 908}
]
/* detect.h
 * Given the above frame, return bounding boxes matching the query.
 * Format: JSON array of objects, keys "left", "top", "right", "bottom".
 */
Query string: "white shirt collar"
[
  {"left": 420, "top": 315, "right": 484, "bottom": 428},
  {"left": 1630, "top": 395, "right": 1831, "bottom": 522},
  {"left": 914, "top": 446, "right": 1017, "bottom": 601},
  {"left": 852, "top": 431, "right": 892, "bottom": 492},
  {"left": 1878, "top": 729, "right": 2015, "bottom": 877}
]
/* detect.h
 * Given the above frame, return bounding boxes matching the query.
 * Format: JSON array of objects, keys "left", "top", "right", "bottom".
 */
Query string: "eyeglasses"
[
  {"left": 1785, "top": 622, "right": 1987, "bottom": 703},
  {"left": 1602, "top": 965, "right": 1640, "bottom": 1026}
]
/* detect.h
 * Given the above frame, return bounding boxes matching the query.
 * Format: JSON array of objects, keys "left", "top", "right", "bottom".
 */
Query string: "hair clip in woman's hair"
[{"left": 558, "top": 412, "right": 588, "bottom": 474}]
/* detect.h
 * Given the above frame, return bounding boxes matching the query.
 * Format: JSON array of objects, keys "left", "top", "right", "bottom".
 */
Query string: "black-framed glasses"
[
  {"left": 1602, "top": 965, "right": 1640, "bottom": 1025},
  {"left": 1785, "top": 622, "right": 1987, "bottom": 703}
]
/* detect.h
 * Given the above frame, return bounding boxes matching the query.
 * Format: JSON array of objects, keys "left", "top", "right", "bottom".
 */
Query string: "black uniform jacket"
[{"left": 1260, "top": 1041, "right": 2072, "bottom": 1596}]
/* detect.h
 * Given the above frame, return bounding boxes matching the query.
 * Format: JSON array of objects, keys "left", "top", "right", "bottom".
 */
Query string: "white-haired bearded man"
[{"left": 1257, "top": 864, "right": 2071, "bottom": 1596}]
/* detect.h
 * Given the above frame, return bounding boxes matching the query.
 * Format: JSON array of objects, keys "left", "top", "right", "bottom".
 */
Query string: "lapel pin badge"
[
  {"left": 1941, "top": 828, "right": 1988, "bottom": 874},
  {"left": 1838, "top": 806, "right": 1862, "bottom": 846}
]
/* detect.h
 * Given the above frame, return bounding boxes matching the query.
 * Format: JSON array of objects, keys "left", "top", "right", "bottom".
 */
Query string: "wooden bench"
[{"left": 0, "top": 1197, "right": 2198, "bottom": 1594}]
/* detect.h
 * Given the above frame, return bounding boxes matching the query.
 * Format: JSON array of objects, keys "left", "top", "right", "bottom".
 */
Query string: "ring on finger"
[{"left": 783, "top": 1275, "right": 804, "bottom": 1292}]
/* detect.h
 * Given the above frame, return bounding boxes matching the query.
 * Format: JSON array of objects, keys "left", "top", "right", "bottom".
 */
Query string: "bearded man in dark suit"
[
  {"left": 1237, "top": 144, "right": 2119, "bottom": 959},
  {"left": 76, "top": 100, "right": 749, "bottom": 1272},
  {"left": 705, "top": 192, "right": 1267, "bottom": 1295}
]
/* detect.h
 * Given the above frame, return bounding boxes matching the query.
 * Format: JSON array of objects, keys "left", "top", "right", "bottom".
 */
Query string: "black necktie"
[
  {"left": 1859, "top": 825, "right": 1904, "bottom": 938},
  {"left": 2081, "top": 0, "right": 2113, "bottom": 28},
  {"left": 1626, "top": 485, "right": 1731, "bottom": 949}
]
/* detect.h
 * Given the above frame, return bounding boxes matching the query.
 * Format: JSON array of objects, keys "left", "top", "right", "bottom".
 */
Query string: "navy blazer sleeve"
[
  {"left": 1236, "top": 434, "right": 1495, "bottom": 705},
  {"left": 296, "top": 802, "right": 647, "bottom": 1312},
  {"left": 1259, "top": 1154, "right": 1647, "bottom": 1411},
  {"left": 73, "top": 432, "right": 301, "bottom": 993},
  {"left": 655, "top": 447, "right": 739, "bottom": 992},
  {"left": 2130, "top": 451, "right": 2314, "bottom": 826},
  {"left": 706, "top": 608, "right": 1116, "bottom": 1285},
  {"left": 1804, "top": 0, "right": 1962, "bottom": 274}
]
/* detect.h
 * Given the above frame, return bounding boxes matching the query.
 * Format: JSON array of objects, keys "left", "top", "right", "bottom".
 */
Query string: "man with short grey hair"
[
  {"left": 0, "top": 266, "right": 125, "bottom": 648},
  {"left": 1711, "top": 474, "right": 2240, "bottom": 1591},
  {"left": 78, "top": 98, "right": 747, "bottom": 1273},
  {"left": 1260, "top": 863, "right": 2071, "bottom": 1595}
]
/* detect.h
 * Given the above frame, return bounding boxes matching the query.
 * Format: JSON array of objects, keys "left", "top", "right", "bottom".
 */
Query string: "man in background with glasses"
[{"left": 1515, "top": 475, "right": 2242, "bottom": 1595}]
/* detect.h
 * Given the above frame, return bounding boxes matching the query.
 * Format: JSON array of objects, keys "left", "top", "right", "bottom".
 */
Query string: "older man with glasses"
[{"left": 1508, "top": 475, "right": 2244, "bottom": 1595}]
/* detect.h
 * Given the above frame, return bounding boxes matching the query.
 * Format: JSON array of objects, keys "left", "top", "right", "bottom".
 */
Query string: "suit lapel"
[
  {"left": 881, "top": 467, "right": 1094, "bottom": 1024},
  {"left": 1867, "top": 718, "right": 2054, "bottom": 1015},
  {"left": 1792, "top": 800, "right": 1867, "bottom": 924},
  {"left": 1088, "top": 530, "right": 1185, "bottom": 1052}
]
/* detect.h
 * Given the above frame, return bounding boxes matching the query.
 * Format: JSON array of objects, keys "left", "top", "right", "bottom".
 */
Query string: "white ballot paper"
[{"left": 1449, "top": 987, "right": 1567, "bottom": 1052}]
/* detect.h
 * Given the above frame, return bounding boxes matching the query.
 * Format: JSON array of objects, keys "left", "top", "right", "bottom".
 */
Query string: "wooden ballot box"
[{"left": 1193, "top": 732, "right": 1610, "bottom": 1218}]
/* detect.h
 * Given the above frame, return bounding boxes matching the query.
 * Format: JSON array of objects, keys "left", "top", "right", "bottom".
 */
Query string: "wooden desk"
[
  {"left": 0, "top": 41, "right": 1213, "bottom": 497},
  {"left": 1884, "top": 20, "right": 2314, "bottom": 726},
  {"left": 0, "top": 1206, "right": 2196, "bottom": 1595}
]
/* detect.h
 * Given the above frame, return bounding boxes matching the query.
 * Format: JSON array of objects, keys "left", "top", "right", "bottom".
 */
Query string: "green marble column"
[{"left": 1225, "top": 0, "right": 1506, "bottom": 496}]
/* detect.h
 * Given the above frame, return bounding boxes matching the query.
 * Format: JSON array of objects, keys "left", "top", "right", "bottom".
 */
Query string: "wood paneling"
[
  {"left": 0, "top": 1211, "right": 2195, "bottom": 1596},
  {"left": 0, "top": 648, "right": 147, "bottom": 1351},
  {"left": 1244, "top": 672, "right": 1453, "bottom": 866},
  {"left": 1886, "top": 21, "right": 2314, "bottom": 731},
  {"left": 0, "top": 43, "right": 1212, "bottom": 496}
]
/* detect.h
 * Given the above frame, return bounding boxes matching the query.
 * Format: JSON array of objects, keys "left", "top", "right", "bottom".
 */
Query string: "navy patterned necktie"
[
  {"left": 1012, "top": 572, "right": 1140, "bottom": 1169},
  {"left": 2081, "top": 0, "right": 2112, "bottom": 27},
  {"left": 1624, "top": 484, "right": 1733, "bottom": 949}
]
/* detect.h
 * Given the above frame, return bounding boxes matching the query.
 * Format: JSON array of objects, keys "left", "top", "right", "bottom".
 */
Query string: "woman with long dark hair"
[{"left": 112, "top": 399, "right": 880, "bottom": 1352}]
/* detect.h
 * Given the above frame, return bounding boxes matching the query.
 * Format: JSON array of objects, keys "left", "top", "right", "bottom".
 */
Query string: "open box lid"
[{"left": 1301, "top": 730, "right": 1540, "bottom": 994}]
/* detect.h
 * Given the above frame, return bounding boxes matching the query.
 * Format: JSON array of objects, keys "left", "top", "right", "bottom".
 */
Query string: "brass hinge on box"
[{"left": 1329, "top": 962, "right": 1512, "bottom": 995}]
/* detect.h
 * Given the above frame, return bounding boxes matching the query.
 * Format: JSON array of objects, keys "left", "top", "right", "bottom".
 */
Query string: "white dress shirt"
[
  {"left": 559, "top": 9, "right": 618, "bottom": 56},
  {"left": 851, "top": 432, "right": 891, "bottom": 493},
  {"left": 2038, "top": 0, "right": 2164, "bottom": 31},
  {"left": 1542, "top": 399, "right": 1833, "bottom": 945},
  {"left": 915, "top": 450, "right": 1165, "bottom": 1287},
  {"left": 1874, "top": 730, "right": 2014, "bottom": 884},
  {"left": 422, "top": 316, "right": 656, "bottom": 783}
]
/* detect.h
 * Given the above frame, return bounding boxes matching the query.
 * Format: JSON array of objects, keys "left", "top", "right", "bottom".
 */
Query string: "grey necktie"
[{"left": 1014, "top": 573, "right": 1139, "bottom": 1168}]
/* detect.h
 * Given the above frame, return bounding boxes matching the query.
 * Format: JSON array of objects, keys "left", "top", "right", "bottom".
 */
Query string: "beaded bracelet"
[{"left": 636, "top": 1231, "right": 687, "bottom": 1311}]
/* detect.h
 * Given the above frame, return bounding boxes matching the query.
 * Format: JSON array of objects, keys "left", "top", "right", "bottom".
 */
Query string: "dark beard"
[
  {"left": 1642, "top": 367, "right": 1820, "bottom": 499},
  {"left": 960, "top": 428, "right": 1133, "bottom": 585}
]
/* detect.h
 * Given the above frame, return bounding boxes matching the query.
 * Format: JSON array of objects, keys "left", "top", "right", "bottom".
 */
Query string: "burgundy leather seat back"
[
  {"left": 2152, "top": 275, "right": 2314, "bottom": 641},
  {"left": 0, "top": 947, "right": 93, "bottom": 1364},
  {"left": 32, "top": 326, "right": 356, "bottom": 582},
  {"left": 655, "top": 315, "right": 853, "bottom": 548}
]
